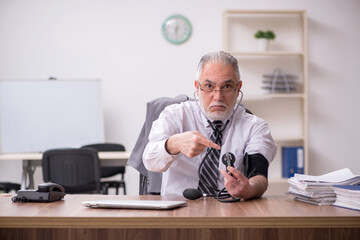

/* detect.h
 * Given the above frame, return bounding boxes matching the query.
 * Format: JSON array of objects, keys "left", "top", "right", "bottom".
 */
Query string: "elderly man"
[{"left": 143, "top": 51, "right": 277, "bottom": 199}]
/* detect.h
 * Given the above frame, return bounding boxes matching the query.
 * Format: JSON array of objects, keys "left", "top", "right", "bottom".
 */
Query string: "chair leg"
[
  {"left": 102, "top": 184, "right": 109, "bottom": 195},
  {"left": 123, "top": 183, "right": 126, "bottom": 195}
]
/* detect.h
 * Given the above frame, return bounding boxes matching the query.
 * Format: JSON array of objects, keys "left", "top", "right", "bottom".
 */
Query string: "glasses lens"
[
  {"left": 222, "top": 83, "right": 236, "bottom": 92},
  {"left": 200, "top": 82, "right": 215, "bottom": 92},
  {"left": 198, "top": 81, "right": 236, "bottom": 93}
]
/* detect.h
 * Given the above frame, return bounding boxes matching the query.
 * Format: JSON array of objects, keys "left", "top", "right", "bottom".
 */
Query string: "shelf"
[
  {"left": 231, "top": 52, "right": 304, "bottom": 57},
  {"left": 242, "top": 93, "right": 305, "bottom": 101},
  {"left": 273, "top": 136, "right": 305, "bottom": 142},
  {"left": 225, "top": 10, "right": 306, "bottom": 15},
  {"left": 223, "top": 9, "right": 308, "bottom": 187},
  {"left": 223, "top": 10, "right": 305, "bottom": 54}
]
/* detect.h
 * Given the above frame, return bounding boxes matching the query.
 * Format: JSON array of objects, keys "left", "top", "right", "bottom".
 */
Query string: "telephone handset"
[{"left": 11, "top": 182, "right": 66, "bottom": 203}]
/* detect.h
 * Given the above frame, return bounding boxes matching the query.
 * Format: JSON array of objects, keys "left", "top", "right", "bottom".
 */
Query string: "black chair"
[
  {"left": 81, "top": 143, "right": 126, "bottom": 195},
  {"left": 0, "top": 182, "right": 21, "bottom": 193},
  {"left": 42, "top": 148, "right": 101, "bottom": 194}
]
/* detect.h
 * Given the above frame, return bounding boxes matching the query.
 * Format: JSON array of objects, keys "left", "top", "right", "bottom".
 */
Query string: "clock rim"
[{"left": 162, "top": 14, "right": 192, "bottom": 44}]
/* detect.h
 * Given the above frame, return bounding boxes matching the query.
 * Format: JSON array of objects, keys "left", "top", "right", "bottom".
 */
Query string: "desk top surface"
[{"left": 0, "top": 194, "right": 359, "bottom": 229}]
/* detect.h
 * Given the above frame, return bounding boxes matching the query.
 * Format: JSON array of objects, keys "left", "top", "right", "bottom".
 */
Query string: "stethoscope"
[
  {"left": 193, "top": 87, "right": 244, "bottom": 202},
  {"left": 192, "top": 86, "right": 244, "bottom": 137},
  {"left": 193, "top": 86, "right": 244, "bottom": 125}
]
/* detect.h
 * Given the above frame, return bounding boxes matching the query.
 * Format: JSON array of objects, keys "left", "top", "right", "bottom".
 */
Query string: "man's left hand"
[{"left": 220, "top": 167, "right": 268, "bottom": 199}]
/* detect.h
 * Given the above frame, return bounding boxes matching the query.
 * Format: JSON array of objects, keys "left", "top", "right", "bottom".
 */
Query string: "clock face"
[{"left": 162, "top": 14, "right": 192, "bottom": 44}]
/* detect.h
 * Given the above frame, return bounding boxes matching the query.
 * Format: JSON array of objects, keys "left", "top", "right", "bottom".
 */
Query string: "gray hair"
[{"left": 195, "top": 51, "right": 240, "bottom": 81}]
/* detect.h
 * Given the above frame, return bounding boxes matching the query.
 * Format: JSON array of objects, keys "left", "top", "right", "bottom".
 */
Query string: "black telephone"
[{"left": 11, "top": 182, "right": 66, "bottom": 203}]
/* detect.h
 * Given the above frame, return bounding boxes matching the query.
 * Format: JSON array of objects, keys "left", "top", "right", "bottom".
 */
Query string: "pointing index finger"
[{"left": 200, "top": 137, "right": 220, "bottom": 150}]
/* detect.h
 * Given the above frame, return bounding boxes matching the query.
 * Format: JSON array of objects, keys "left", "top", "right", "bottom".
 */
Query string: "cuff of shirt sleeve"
[{"left": 143, "top": 139, "right": 178, "bottom": 172}]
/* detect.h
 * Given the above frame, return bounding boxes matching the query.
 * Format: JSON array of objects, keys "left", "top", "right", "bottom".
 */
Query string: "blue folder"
[{"left": 282, "top": 146, "right": 304, "bottom": 178}]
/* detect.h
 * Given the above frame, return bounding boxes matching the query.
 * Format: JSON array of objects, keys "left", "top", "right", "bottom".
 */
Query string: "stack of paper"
[
  {"left": 333, "top": 185, "right": 360, "bottom": 211},
  {"left": 288, "top": 168, "right": 360, "bottom": 205}
]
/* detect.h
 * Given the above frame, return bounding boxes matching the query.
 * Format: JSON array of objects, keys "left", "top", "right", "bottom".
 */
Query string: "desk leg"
[
  {"left": 28, "top": 165, "right": 35, "bottom": 189},
  {"left": 21, "top": 160, "right": 36, "bottom": 190},
  {"left": 21, "top": 160, "right": 28, "bottom": 190}
]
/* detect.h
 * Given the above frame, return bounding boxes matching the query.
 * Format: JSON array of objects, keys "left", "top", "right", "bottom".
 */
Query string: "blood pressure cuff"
[{"left": 244, "top": 153, "right": 269, "bottom": 179}]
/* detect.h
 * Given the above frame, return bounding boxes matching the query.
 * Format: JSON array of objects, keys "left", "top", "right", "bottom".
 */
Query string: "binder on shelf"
[{"left": 282, "top": 146, "right": 304, "bottom": 178}]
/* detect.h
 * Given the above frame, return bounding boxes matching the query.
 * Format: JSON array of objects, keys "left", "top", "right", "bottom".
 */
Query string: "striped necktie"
[{"left": 198, "top": 120, "right": 224, "bottom": 195}]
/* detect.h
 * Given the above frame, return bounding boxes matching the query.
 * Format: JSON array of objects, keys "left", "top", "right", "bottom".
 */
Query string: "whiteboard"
[{"left": 0, "top": 80, "right": 105, "bottom": 153}]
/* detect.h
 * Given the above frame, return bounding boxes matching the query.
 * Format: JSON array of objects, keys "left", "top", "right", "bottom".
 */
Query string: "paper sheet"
[{"left": 293, "top": 168, "right": 357, "bottom": 183}]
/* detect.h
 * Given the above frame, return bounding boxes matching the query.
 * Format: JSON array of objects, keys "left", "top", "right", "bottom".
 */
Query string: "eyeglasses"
[{"left": 197, "top": 81, "right": 238, "bottom": 94}]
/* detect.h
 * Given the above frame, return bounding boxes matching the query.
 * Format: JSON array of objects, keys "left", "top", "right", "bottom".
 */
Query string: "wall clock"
[{"left": 162, "top": 14, "right": 192, "bottom": 44}]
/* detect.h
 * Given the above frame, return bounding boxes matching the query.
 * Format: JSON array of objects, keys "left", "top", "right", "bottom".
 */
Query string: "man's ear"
[
  {"left": 194, "top": 81, "right": 200, "bottom": 95},
  {"left": 194, "top": 80, "right": 199, "bottom": 89},
  {"left": 235, "top": 81, "right": 242, "bottom": 98},
  {"left": 237, "top": 81, "right": 242, "bottom": 93}
]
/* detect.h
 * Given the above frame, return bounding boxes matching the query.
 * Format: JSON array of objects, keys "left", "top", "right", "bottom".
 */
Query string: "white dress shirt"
[{"left": 143, "top": 100, "right": 277, "bottom": 196}]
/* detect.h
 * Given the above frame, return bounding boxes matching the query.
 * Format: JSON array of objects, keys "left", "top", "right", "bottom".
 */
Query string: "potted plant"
[{"left": 254, "top": 30, "right": 276, "bottom": 51}]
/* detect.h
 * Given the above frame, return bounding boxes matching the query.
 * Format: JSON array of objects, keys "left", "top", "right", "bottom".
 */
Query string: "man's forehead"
[{"left": 202, "top": 79, "right": 236, "bottom": 85}]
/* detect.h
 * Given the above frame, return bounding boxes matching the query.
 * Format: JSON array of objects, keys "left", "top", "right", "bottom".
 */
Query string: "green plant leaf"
[
  {"left": 254, "top": 30, "right": 276, "bottom": 40},
  {"left": 264, "top": 31, "right": 276, "bottom": 40},
  {"left": 254, "top": 30, "right": 265, "bottom": 39}
]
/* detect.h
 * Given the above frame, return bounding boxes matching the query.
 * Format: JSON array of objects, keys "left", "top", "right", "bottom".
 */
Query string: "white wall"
[{"left": 0, "top": 0, "right": 359, "bottom": 195}]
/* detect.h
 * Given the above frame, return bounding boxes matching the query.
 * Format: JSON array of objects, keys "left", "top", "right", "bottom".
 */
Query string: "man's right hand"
[{"left": 165, "top": 131, "right": 220, "bottom": 158}]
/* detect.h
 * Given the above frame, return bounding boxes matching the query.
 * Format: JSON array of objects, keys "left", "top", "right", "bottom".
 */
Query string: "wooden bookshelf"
[{"left": 223, "top": 10, "right": 308, "bottom": 195}]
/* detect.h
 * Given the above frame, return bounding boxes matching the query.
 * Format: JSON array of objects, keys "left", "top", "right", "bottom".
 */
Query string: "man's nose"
[{"left": 213, "top": 89, "right": 224, "bottom": 100}]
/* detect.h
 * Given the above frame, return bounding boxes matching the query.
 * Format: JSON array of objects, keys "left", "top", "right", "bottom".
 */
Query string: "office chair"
[
  {"left": 128, "top": 95, "right": 190, "bottom": 195},
  {"left": 81, "top": 143, "right": 126, "bottom": 195},
  {"left": 0, "top": 182, "right": 21, "bottom": 193},
  {"left": 128, "top": 94, "right": 254, "bottom": 195},
  {"left": 42, "top": 148, "right": 101, "bottom": 194}
]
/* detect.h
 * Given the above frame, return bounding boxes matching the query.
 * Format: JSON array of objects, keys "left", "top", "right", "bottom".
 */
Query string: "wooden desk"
[
  {"left": 0, "top": 195, "right": 359, "bottom": 240},
  {"left": 0, "top": 152, "right": 131, "bottom": 190}
]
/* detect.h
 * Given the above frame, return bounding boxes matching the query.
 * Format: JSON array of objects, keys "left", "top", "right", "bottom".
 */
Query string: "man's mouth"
[{"left": 210, "top": 105, "right": 226, "bottom": 112}]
